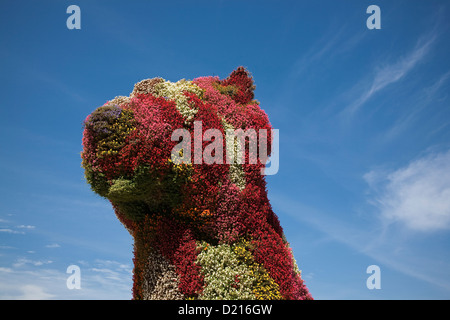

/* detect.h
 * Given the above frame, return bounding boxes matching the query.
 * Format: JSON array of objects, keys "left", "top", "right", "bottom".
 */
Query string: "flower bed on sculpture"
[{"left": 81, "top": 67, "right": 312, "bottom": 300}]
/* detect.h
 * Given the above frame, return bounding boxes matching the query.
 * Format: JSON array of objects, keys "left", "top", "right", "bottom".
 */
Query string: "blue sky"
[{"left": 1, "top": 0, "right": 450, "bottom": 299}]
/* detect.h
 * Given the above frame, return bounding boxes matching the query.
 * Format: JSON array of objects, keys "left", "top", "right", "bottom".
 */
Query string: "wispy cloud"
[
  {"left": 0, "top": 223, "right": 36, "bottom": 235},
  {"left": 15, "top": 285, "right": 55, "bottom": 300},
  {"left": 270, "top": 191, "right": 450, "bottom": 293},
  {"left": 0, "top": 228, "right": 25, "bottom": 235},
  {"left": 17, "top": 225, "right": 36, "bottom": 230},
  {"left": 380, "top": 69, "right": 450, "bottom": 142},
  {"left": 45, "top": 243, "right": 61, "bottom": 249},
  {"left": 424, "top": 70, "right": 450, "bottom": 98},
  {"left": 364, "top": 149, "right": 450, "bottom": 232},
  {"left": 90, "top": 259, "right": 133, "bottom": 283},
  {"left": 291, "top": 25, "right": 366, "bottom": 79},
  {"left": 0, "top": 259, "right": 132, "bottom": 299},
  {"left": 342, "top": 34, "right": 437, "bottom": 116},
  {"left": 13, "top": 258, "right": 53, "bottom": 268}
]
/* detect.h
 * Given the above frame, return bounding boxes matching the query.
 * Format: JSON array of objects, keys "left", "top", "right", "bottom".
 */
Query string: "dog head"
[{"left": 81, "top": 67, "right": 274, "bottom": 237}]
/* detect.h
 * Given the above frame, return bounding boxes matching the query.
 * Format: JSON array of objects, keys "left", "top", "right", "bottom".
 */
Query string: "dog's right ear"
[{"left": 220, "top": 66, "right": 256, "bottom": 105}]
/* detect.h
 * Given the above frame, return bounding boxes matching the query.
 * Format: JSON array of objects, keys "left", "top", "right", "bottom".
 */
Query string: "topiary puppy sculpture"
[{"left": 81, "top": 67, "right": 312, "bottom": 300}]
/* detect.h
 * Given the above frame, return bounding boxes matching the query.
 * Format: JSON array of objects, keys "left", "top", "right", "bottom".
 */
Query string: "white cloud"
[
  {"left": 0, "top": 258, "right": 133, "bottom": 299},
  {"left": 291, "top": 24, "right": 366, "bottom": 79},
  {"left": 364, "top": 149, "right": 450, "bottom": 232},
  {"left": 89, "top": 259, "right": 133, "bottom": 283},
  {"left": 0, "top": 224, "right": 35, "bottom": 234},
  {"left": 344, "top": 34, "right": 436, "bottom": 115},
  {"left": 13, "top": 258, "right": 53, "bottom": 268},
  {"left": 45, "top": 243, "right": 61, "bottom": 248},
  {"left": 0, "top": 268, "right": 63, "bottom": 300},
  {"left": 270, "top": 191, "right": 450, "bottom": 293},
  {"left": 16, "top": 285, "right": 55, "bottom": 300},
  {"left": 0, "top": 228, "right": 24, "bottom": 234}
]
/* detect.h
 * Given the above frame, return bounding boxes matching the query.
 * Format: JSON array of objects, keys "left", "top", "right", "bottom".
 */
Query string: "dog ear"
[{"left": 220, "top": 66, "right": 256, "bottom": 105}]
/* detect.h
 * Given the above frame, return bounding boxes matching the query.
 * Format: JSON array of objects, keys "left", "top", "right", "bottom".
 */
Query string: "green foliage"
[
  {"left": 108, "top": 164, "right": 192, "bottom": 221},
  {"left": 83, "top": 164, "right": 110, "bottom": 198},
  {"left": 212, "top": 82, "right": 239, "bottom": 98}
]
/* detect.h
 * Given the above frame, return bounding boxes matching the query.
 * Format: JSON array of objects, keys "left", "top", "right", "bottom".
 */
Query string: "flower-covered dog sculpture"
[{"left": 81, "top": 67, "right": 312, "bottom": 300}]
